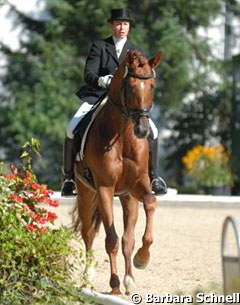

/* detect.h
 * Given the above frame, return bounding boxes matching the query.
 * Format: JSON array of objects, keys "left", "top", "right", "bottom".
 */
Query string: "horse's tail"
[
  {"left": 72, "top": 192, "right": 102, "bottom": 235},
  {"left": 72, "top": 200, "right": 81, "bottom": 232}
]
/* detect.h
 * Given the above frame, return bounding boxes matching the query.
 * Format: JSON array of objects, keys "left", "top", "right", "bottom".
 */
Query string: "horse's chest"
[
  {"left": 121, "top": 155, "right": 144, "bottom": 177},
  {"left": 122, "top": 144, "right": 146, "bottom": 165}
]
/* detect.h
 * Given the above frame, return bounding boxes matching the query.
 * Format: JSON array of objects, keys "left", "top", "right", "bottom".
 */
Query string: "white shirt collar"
[{"left": 112, "top": 36, "right": 127, "bottom": 47}]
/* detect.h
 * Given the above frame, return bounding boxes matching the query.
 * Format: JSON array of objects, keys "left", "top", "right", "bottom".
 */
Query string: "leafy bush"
[
  {"left": 0, "top": 139, "right": 88, "bottom": 305},
  {"left": 182, "top": 144, "right": 234, "bottom": 188}
]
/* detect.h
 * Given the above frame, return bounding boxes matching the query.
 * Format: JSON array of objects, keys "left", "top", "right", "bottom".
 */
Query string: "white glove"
[{"left": 98, "top": 74, "right": 113, "bottom": 88}]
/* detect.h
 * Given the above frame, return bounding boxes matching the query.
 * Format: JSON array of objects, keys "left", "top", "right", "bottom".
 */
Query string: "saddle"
[
  {"left": 73, "top": 95, "right": 108, "bottom": 190},
  {"left": 73, "top": 94, "right": 108, "bottom": 159}
]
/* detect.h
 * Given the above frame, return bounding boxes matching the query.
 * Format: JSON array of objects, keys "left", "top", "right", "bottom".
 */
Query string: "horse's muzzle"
[{"left": 133, "top": 115, "right": 150, "bottom": 139}]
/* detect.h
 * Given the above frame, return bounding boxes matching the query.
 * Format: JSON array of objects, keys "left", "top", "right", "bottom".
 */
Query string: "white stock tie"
[{"left": 116, "top": 45, "right": 121, "bottom": 58}]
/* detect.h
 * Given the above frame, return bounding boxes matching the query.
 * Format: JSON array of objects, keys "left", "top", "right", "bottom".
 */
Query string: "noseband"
[{"left": 109, "top": 65, "right": 156, "bottom": 120}]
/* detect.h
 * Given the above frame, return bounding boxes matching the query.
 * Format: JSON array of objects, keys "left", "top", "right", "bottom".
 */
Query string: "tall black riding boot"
[
  {"left": 61, "top": 137, "right": 77, "bottom": 197},
  {"left": 148, "top": 137, "right": 167, "bottom": 195}
]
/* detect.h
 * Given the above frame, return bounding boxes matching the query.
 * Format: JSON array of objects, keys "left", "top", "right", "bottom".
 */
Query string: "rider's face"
[{"left": 110, "top": 20, "right": 130, "bottom": 39}]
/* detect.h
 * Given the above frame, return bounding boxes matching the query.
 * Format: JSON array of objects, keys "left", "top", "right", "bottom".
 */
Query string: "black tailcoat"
[{"left": 76, "top": 36, "right": 137, "bottom": 104}]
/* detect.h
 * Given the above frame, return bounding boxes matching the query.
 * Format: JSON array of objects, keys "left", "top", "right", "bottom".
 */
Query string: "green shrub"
[{"left": 0, "top": 139, "right": 88, "bottom": 305}]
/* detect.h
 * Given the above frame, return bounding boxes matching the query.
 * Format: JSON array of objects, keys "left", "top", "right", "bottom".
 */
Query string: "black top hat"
[{"left": 107, "top": 8, "right": 134, "bottom": 23}]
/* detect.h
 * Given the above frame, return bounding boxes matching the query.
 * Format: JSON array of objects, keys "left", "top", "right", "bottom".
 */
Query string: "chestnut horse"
[{"left": 74, "top": 50, "right": 163, "bottom": 295}]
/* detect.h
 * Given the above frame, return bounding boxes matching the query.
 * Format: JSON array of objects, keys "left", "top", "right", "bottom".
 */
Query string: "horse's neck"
[
  {"left": 100, "top": 101, "right": 140, "bottom": 149},
  {"left": 102, "top": 99, "right": 124, "bottom": 128}
]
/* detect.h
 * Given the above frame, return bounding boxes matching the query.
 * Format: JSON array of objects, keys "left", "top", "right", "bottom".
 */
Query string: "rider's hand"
[{"left": 98, "top": 75, "right": 113, "bottom": 88}]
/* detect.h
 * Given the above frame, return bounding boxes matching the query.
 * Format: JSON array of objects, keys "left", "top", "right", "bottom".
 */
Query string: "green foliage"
[
  {"left": 0, "top": 139, "right": 88, "bottom": 304},
  {"left": 128, "top": 0, "right": 223, "bottom": 106},
  {"left": 0, "top": 0, "right": 239, "bottom": 188},
  {"left": 182, "top": 144, "right": 234, "bottom": 187},
  {"left": 163, "top": 62, "right": 233, "bottom": 187},
  {"left": 0, "top": 216, "right": 83, "bottom": 305},
  {"left": 21, "top": 138, "right": 41, "bottom": 172}
]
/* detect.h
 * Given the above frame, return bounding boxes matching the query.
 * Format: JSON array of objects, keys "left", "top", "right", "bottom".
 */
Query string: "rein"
[{"left": 109, "top": 66, "right": 155, "bottom": 120}]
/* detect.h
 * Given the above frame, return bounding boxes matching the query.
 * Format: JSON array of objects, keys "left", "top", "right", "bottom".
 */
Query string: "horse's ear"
[
  {"left": 126, "top": 50, "right": 133, "bottom": 64},
  {"left": 148, "top": 51, "right": 163, "bottom": 68}
]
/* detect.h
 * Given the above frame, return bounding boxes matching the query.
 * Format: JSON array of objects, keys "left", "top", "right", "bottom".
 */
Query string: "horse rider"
[{"left": 61, "top": 8, "right": 167, "bottom": 197}]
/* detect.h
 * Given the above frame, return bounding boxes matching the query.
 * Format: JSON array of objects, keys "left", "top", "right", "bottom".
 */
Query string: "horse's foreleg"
[
  {"left": 134, "top": 193, "right": 156, "bottom": 269},
  {"left": 97, "top": 186, "right": 121, "bottom": 295},
  {"left": 120, "top": 195, "right": 139, "bottom": 295}
]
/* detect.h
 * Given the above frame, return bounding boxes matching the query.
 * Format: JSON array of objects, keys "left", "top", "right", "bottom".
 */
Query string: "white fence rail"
[{"left": 81, "top": 288, "right": 133, "bottom": 305}]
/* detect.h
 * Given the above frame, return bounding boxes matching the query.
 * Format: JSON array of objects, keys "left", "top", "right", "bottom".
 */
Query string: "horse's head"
[{"left": 109, "top": 50, "right": 163, "bottom": 138}]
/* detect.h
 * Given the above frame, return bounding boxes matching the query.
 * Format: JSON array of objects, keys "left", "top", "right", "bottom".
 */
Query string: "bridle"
[{"left": 109, "top": 65, "right": 156, "bottom": 120}]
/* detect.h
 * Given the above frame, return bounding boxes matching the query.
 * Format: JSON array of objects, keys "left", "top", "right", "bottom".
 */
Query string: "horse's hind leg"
[
  {"left": 74, "top": 180, "right": 100, "bottom": 282},
  {"left": 120, "top": 195, "right": 139, "bottom": 295},
  {"left": 134, "top": 193, "right": 156, "bottom": 269}
]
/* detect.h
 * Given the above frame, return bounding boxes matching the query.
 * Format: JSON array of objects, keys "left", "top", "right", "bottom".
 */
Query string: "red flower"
[
  {"left": 37, "top": 217, "right": 48, "bottom": 224},
  {"left": 3, "top": 173, "right": 16, "bottom": 179},
  {"left": 39, "top": 195, "right": 47, "bottom": 203},
  {"left": 4, "top": 159, "right": 60, "bottom": 233},
  {"left": 25, "top": 171, "right": 33, "bottom": 180},
  {"left": 39, "top": 227, "right": 48, "bottom": 233},
  {"left": 10, "top": 193, "right": 23, "bottom": 203},
  {"left": 31, "top": 182, "right": 41, "bottom": 191},
  {"left": 47, "top": 211, "right": 57, "bottom": 222},
  {"left": 47, "top": 199, "right": 59, "bottom": 207},
  {"left": 39, "top": 185, "right": 50, "bottom": 195},
  {"left": 24, "top": 224, "right": 38, "bottom": 231}
]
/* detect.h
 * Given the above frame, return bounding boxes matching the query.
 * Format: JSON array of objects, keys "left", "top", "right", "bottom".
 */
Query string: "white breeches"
[
  {"left": 148, "top": 117, "right": 158, "bottom": 140},
  {"left": 66, "top": 102, "right": 158, "bottom": 140},
  {"left": 66, "top": 102, "right": 93, "bottom": 139}
]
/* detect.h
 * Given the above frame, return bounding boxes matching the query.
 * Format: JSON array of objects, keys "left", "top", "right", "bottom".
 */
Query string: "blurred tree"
[
  {"left": 0, "top": 0, "right": 236, "bottom": 189},
  {"left": 0, "top": 0, "right": 126, "bottom": 187},
  {"left": 164, "top": 72, "right": 232, "bottom": 187},
  {"left": 129, "top": 0, "right": 223, "bottom": 107},
  {"left": 127, "top": 0, "right": 238, "bottom": 189},
  {"left": 161, "top": 0, "right": 240, "bottom": 190}
]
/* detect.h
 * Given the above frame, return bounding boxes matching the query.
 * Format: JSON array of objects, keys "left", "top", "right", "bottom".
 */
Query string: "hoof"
[
  {"left": 133, "top": 249, "right": 150, "bottom": 269},
  {"left": 133, "top": 255, "right": 149, "bottom": 269},
  {"left": 124, "top": 275, "right": 135, "bottom": 295},
  {"left": 111, "top": 287, "right": 122, "bottom": 295}
]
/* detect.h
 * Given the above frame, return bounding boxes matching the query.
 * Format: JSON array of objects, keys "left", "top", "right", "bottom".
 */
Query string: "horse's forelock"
[
  {"left": 139, "top": 56, "right": 148, "bottom": 67},
  {"left": 127, "top": 50, "right": 149, "bottom": 71}
]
